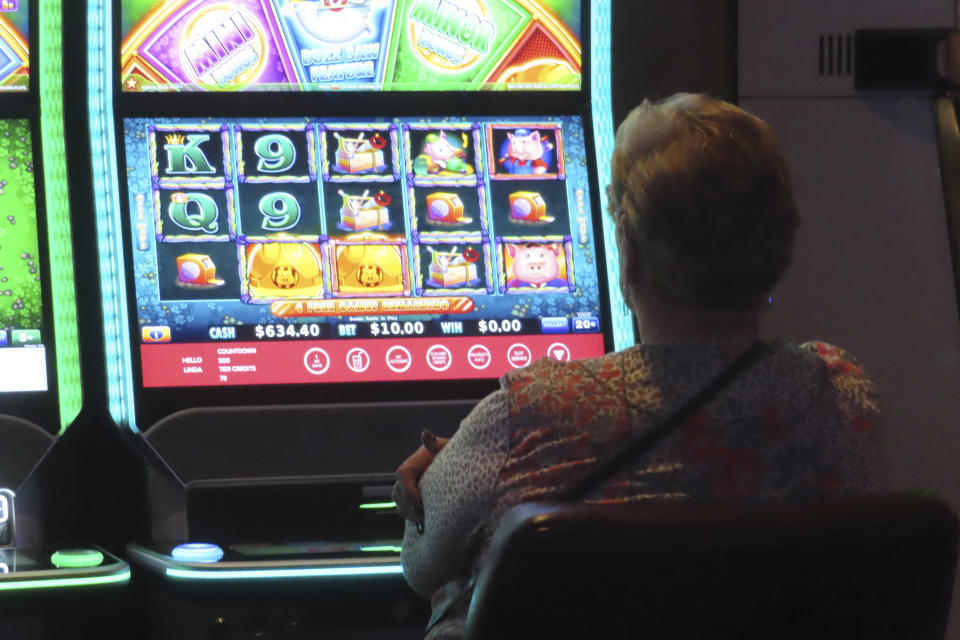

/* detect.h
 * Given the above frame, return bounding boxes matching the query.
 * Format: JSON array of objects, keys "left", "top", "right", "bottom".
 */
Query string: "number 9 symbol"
[
  {"left": 462, "top": 248, "right": 480, "bottom": 263},
  {"left": 260, "top": 192, "right": 302, "bottom": 231}
]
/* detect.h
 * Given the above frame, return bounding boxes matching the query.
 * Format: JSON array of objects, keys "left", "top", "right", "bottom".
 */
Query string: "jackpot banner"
[
  {"left": 120, "top": 0, "right": 582, "bottom": 92},
  {"left": 0, "top": 0, "right": 27, "bottom": 92}
]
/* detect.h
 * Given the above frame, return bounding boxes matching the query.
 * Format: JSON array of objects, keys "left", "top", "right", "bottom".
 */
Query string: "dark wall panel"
[{"left": 612, "top": 0, "right": 737, "bottom": 125}]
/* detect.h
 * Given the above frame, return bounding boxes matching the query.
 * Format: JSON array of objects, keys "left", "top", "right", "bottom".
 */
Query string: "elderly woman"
[{"left": 394, "top": 94, "right": 883, "bottom": 639}]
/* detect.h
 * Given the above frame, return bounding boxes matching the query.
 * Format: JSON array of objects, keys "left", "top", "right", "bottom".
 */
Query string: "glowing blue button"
[
  {"left": 172, "top": 543, "right": 224, "bottom": 564},
  {"left": 540, "top": 317, "right": 569, "bottom": 334},
  {"left": 572, "top": 317, "right": 600, "bottom": 333}
]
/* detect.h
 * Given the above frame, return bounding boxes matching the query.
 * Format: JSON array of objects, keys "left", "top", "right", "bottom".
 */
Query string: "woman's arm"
[{"left": 400, "top": 388, "right": 510, "bottom": 597}]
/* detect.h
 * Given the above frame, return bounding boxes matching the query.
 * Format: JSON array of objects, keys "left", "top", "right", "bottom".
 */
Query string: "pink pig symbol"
[{"left": 507, "top": 243, "right": 567, "bottom": 288}]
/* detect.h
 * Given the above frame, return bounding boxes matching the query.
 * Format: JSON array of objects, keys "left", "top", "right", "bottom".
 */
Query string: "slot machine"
[
  {"left": 87, "top": 0, "right": 632, "bottom": 597},
  {"left": 0, "top": 0, "right": 129, "bottom": 601}
]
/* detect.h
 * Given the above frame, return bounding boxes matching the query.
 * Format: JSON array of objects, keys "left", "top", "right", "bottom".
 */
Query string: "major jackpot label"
[{"left": 120, "top": 0, "right": 582, "bottom": 91}]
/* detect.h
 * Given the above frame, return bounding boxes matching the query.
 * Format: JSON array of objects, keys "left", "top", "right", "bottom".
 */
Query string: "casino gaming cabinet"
[
  {"left": 0, "top": 0, "right": 128, "bottom": 599},
  {"left": 87, "top": 0, "right": 634, "bottom": 584}
]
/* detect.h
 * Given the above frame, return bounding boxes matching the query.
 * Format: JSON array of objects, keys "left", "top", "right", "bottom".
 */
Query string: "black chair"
[{"left": 465, "top": 493, "right": 959, "bottom": 640}]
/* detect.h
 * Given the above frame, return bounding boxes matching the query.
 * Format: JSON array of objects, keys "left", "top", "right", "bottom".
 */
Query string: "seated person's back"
[{"left": 395, "top": 94, "right": 883, "bottom": 640}]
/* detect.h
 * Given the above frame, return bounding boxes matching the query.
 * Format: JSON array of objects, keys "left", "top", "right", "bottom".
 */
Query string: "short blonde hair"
[{"left": 611, "top": 94, "right": 800, "bottom": 310}]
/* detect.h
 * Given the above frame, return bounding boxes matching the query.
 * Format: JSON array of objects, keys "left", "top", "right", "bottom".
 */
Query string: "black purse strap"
[{"left": 560, "top": 339, "right": 771, "bottom": 503}]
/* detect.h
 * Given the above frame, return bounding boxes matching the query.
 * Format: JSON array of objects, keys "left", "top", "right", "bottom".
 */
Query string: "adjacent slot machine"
[
  {"left": 0, "top": 0, "right": 128, "bottom": 596},
  {"left": 88, "top": 0, "right": 633, "bottom": 584}
]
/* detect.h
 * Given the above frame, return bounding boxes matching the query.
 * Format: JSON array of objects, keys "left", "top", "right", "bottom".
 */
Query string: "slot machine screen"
[
  {"left": 124, "top": 114, "right": 607, "bottom": 388},
  {"left": 119, "top": 0, "right": 582, "bottom": 92},
  {"left": 0, "top": 0, "right": 27, "bottom": 93},
  {"left": 0, "top": 118, "right": 45, "bottom": 392}
]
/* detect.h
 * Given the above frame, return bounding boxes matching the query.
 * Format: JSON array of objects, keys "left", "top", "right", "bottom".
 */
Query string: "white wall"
[{"left": 741, "top": 3, "right": 960, "bottom": 635}]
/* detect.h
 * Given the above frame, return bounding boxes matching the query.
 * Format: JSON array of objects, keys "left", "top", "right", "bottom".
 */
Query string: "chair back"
[{"left": 465, "top": 493, "right": 959, "bottom": 640}]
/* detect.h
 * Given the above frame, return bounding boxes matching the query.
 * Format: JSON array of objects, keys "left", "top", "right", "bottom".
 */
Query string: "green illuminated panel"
[
  {"left": 360, "top": 545, "right": 403, "bottom": 554},
  {"left": 167, "top": 565, "right": 403, "bottom": 580},
  {"left": 358, "top": 502, "right": 397, "bottom": 511},
  {"left": 39, "top": 0, "right": 81, "bottom": 430},
  {"left": 0, "top": 570, "right": 130, "bottom": 591}
]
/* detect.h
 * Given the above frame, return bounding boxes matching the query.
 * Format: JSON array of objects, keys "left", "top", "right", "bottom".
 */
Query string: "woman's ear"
[
  {"left": 615, "top": 214, "right": 633, "bottom": 268},
  {"left": 615, "top": 214, "right": 637, "bottom": 312}
]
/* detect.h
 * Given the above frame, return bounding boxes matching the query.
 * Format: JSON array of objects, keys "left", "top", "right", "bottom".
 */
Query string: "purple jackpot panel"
[{"left": 133, "top": 0, "right": 297, "bottom": 90}]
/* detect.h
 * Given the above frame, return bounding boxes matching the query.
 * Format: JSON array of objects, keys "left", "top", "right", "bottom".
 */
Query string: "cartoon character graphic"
[
  {"left": 498, "top": 129, "right": 554, "bottom": 175},
  {"left": 413, "top": 131, "right": 474, "bottom": 177},
  {"left": 506, "top": 243, "right": 568, "bottom": 288},
  {"left": 287, "top": 0, "right": 375, "bottom": 44}
]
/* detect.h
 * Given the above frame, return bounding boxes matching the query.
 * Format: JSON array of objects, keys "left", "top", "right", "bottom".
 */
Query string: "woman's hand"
[{"left": 393, "top": 430, "right": 450, "bottom": 532}]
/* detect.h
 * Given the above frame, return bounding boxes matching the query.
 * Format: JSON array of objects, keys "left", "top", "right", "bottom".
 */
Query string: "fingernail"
[{"left": 421, "top": 430, "right": 437, "bottom": 443}]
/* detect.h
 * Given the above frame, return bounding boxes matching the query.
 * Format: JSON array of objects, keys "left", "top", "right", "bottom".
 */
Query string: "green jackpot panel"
[{"left": 384, "top": 0, "right": 531, "bottom": 90}]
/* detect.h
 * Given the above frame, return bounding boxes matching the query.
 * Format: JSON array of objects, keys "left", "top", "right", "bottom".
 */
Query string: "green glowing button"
[
  {"left": 11, "top": 330, "right": 41, "bottom": 346},
  {"left": 51, "top": 549, "right": 104, "bottom": 569}
]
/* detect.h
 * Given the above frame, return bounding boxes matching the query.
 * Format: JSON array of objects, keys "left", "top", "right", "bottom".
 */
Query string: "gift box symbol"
[
  {"left": 428, "top": 246, "right": 480, "bottom": 287},
  {"left": 339, "top": 189, "right": 391, "bottom": 231},
  {"left": 334, "top": 131, "right": 386, "bottom": 174}
]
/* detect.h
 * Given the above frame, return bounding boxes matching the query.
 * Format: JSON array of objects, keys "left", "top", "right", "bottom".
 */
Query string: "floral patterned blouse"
[{"left": 400, "top": 340, "right": 884, "bottom": 639}]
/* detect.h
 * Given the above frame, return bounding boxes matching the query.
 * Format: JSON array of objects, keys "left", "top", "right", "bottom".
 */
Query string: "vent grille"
[{"left": 819, "top": 33, "right": 854, "bottom": 76}]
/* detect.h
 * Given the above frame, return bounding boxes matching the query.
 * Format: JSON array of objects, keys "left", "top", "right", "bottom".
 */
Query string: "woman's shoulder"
[
  {"left": 795, "top": 341, "right": 868, "bottom": 375},
  {"left": 498, "top": 350, "right": 629, "bottom": 417},
  {"left": 791, "top": 340, "right": 879, "bottom": 411},
  {"left": 502, "top": 350, "right": 626, "bottom": 388}
]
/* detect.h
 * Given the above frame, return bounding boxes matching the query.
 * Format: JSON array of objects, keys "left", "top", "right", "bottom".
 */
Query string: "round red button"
[
  {"left": 507, "top": 343, "right": 532, "bottom": 369},
  {"left": 468, "top": 345, "right": 492, "bottom": 370},
  {"left": 385, "top": 346, "right": 412, "bottom": 373},
  {"left": 426, "top": 345, "right": 453, "bottom": 372},
  {"left": 303, "top": 348, "right": 330, "bottom": 375}
]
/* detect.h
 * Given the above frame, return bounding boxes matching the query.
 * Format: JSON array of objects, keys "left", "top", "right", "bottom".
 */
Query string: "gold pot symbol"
[
  {"left": 246, "top": 242, "right": 324, "bottom": 299},
  {"left": 335, "top": 233, "right": 405, "bottom": 295}
]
